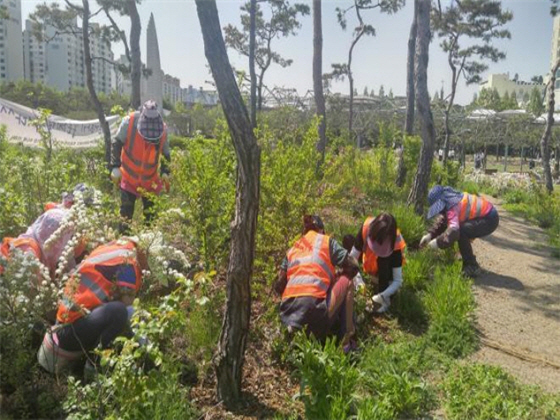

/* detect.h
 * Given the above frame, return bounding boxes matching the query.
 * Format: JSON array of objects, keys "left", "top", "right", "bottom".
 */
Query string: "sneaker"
[
  {"left": 343, "top": 339, "right": 358, "bottom": 354},
  {"left": 372, "top": 294, "right": 390, "bottom": 313},
  {"left": 462, "top": 264, "right": 481, "bottom": 278}
]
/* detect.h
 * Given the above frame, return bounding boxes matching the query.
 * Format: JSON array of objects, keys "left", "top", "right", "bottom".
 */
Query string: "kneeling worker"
[
  {"left": 349, "top": 213, "right": 406, "bottom": 313},
  {"left": 38, "top": 238, "right": 146, "bottom": 373},
  {"left": 275, "top": 215, "right": 359, "bottom": 351}
]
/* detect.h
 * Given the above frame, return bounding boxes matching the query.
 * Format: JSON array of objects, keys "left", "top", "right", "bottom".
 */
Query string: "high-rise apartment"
[
  {"left": 22, "top": 18, "right": 113, "bottom": 94},
  {"left": 0, "top": 0, "right": 24, "bottom": 82}
]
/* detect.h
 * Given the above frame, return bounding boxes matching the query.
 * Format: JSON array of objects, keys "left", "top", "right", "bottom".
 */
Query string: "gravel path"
[{"left": 470, "top": 199, "right": 560, "bottom": 393}]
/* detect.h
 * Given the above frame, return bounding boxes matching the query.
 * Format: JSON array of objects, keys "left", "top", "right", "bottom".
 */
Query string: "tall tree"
[
  {"left": 397, "top": 0, "right": 419, "bottom": 187},
  {"left": 407, "top": 0, "right": 436, "bottom": 215},
  {"left": 224, "top": 0, "right": 310, "bottom": 111},
  {"left": 331, "top": 0, "right": 403, "bottom": 142},
  {"left": 98, "top": 0, "right": 143, "bottom": 109},
  {"left": 527, "top": 86, "right": 545, "bottom": 117},
  {"left": 313, "top": 0, "right": 327, "bottom": 166},
  {"left": 541, "top": 60, "right": 559, "bottom": 194},
  {"left": 195, "top": 0, "right": 261, "bottom": 407},
  {"left": 249, "top": 0, "right": 257, "bottom": 127},
  {"left": 30, "top": 1, "right": 114, "bottom": 166},
  {"left": 432, "top": 0, "right": 512, "bottom": 164}
]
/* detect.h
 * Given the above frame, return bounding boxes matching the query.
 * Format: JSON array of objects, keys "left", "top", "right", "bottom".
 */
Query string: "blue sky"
[{"left": 21, "top": 0, "right": 553, "bottom": 105}]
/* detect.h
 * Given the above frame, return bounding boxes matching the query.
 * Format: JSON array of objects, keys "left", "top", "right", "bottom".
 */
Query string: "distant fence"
[{"left": 0, "top": 97, "right": 119, "bottom": 149}]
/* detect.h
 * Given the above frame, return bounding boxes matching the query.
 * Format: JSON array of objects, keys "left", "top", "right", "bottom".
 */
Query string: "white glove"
[
  {"left": 111, "top": 167, "right": 122, "bottom": 184},
  {"left": 419, "top": 233, "right": 432, "bottom": 248},
  {"left": 428, "top": 239, "right": 439, "bottom": 250}
]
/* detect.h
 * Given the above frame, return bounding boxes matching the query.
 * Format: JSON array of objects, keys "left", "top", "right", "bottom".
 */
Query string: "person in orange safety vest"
[
  {"left": 274, "top": 215, "right": 359, "bottom": 352},
  {"left": 37, "top": 238, "right": 147, "bottom": 373},
  {"left": 348, "top": 213, "right": 406, "bottom": 313},
  {"left": 420, "top": 185, "right": 499, "bottom": 278},
  {"left": 110, "top": 100, "right": 171, "bottom": 233},
  {"left": 0, "top": 184, "right": 92, "bottom": 280}
]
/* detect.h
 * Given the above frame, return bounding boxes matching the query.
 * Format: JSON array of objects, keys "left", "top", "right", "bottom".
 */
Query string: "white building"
[
  {"left": 479, "top": 73, "right": 545, "bottom": 105},
  {"left": 0, "top": 0, "right": 24, "bottom": 82},
  {"left": 22, "top": 19, "right": 113, "bottom": 94},
  {"left": 22, "top": 19, "right": 45, "bottom": 83},
  {"left": 163, "top": 73, "right": 181, "bottom": 105},
  {"left": 182, "top": 85, "right": 219, "bottom": 107}
]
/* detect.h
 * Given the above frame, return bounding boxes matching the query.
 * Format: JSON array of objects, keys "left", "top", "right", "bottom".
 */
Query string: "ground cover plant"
[{"left": 1, "top": 121, "right": 559, "bottom": 419}]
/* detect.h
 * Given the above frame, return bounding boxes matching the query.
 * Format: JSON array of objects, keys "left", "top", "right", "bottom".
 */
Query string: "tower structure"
[{"left": 145, "top": 13, "right": 163, "bottom": 108}]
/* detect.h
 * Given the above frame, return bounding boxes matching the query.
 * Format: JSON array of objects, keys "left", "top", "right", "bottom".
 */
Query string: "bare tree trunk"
[
  {"left": 249, "top": 0, "right": 257, "bottom": 128},
  {"left": 349, "top": 69, "right": 354, "bottom": 142},
  {"left": 407, "top": 0, "right": 435, "bottom": 215},
  {"left": 195, "top": 0, "right": 261, "bottom": 408},
  {"left": 257, "top": 70, "right": 265, "bottom": 111},
  {"left": 541, "top": 58, "right": 559, "bottom": 194},
  {"left": 127, "top": 0, "right": 142, "bottom": 109},
  {"left": 397, "top": 0, "right": 418, "bottom": 187},
  {"left": 313, "top": 0, "right": 327, "bottom": 167},
  {"left": 442, "top": 53, "right": 459, "bottom": 165},
  {"left": 404, "top": 0, "right": 418, "bottom": 137},
  {"left": 82, "top": 0, "right": 112, "bottom": 167}
]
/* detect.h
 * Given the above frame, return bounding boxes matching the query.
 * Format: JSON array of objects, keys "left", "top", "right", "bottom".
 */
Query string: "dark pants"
[
  {"left": 459, "top": 208, "right": 499, "bottom": 266},
  {"left": 119, "top": 188, "right": 155, "bottom": 233},
  {"left": 56, "top": 301, "right": 130, "bottom": 352}
]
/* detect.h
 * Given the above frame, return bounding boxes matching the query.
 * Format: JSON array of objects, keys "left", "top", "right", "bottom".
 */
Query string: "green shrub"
[
  {"left": 356, "top": 338, "right": 437, "bottom": 420},
  {"left": 423, "top": 265, "right": 477, "bottom": 358},
  {"left": 442, "top": 363, "right": 560, "bottom": 420},
  {"left": 389, "top": 204, "right": 426, "bottom": 248},
  {"left": 170, "top": 133, "right": 236, "bottom": 270},
  {"left": 292, "top": 334, "right": 360, "bottom": 420}
]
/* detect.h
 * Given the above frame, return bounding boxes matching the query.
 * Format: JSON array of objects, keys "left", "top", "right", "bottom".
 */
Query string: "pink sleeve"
[{"left": 446, "top": 206, "right": 460, "bottom": 230}]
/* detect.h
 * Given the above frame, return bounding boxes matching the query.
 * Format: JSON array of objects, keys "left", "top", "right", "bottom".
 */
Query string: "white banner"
[{"left": 0, "top": 97, "right": 120, "bottom": 149}]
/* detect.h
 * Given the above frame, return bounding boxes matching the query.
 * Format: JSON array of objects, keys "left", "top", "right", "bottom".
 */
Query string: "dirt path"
[{"left": 470, "top": 198, "right": 560, "bottom": 393}]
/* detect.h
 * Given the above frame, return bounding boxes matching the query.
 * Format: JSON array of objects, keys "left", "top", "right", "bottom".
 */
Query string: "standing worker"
[
  {"left": 37, "top": 238, "right": 146, "bottom": 373},
  {"left": 420, "top": 185, "right": 499, "bottom": 277},
  {"left": 349, "top": 213, "right": 406, "bottom": 313},
  {"left": 275, "top": 215, "right": 359, "bottom": 352},
  {"left": 110, "top": 100, "right": 171, "bottom": 232}
]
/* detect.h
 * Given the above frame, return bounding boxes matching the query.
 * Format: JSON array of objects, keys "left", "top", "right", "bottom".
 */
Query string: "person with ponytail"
[{"left": 274, "top": 215, "right": 359, "bottom": 352}]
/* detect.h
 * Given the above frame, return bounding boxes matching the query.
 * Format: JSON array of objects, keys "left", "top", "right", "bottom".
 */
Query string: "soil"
[{"left": 470, "top": 198, "right": 560, "bottom": 393}]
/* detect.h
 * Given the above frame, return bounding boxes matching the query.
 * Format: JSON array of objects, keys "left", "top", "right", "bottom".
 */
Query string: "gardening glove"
[
  {"left": 111, "top": 167, "right": 122, "bottom": 184},
  {"left": 428, "top": 238, "right": 439, "bottom": 250},
  {"left": 161, "top": 173, "right": 170, "bottom": 193},
  {"left": 419, "top": 233, "right": 432, "bottom": 248}
]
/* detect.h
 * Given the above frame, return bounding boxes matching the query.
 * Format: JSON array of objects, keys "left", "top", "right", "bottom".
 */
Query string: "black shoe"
[{"left": 463, "top": 264, "right": 481, "bottom": 278}]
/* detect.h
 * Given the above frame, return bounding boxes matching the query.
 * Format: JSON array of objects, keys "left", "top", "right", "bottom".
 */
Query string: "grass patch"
[
  {"left": 423, "top": 264, "right": 477, "bottom": 358},
  {"left": 442, "top": 363, "right": 560, "bottom": 420}
]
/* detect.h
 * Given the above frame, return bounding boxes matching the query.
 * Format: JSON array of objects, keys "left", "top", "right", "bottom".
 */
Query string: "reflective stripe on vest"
[
  {"left": 459, "top": 193, "right": 491, "bottom": 223},
  {"left": 57, "top": 241, "right": 141, "bottom": 324},
  {"left": 283, "top": 231, "right": 335, "bottom": 300},
  {"left": 120, "top": 112, "right": 167, "bottom": 191},
  {"left": 361, "top": 217, "right": 407, "bottom": 276}
]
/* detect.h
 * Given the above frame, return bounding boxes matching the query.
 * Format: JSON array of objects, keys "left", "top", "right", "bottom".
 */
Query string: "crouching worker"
[
  {"left": 420, "top": 185, "right": 499, "bottom": 277},
  {"left": 349, "top": 213, "right": 406, "bottom": 313},
  {"left": 38, "top": 238, "right": 146, "bottom": 374},
  {"left": 274, "top": 215, "right": 359, "bottom": 351}
]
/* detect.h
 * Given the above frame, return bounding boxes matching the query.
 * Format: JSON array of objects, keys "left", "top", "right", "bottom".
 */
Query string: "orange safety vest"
[
  {"left": 361, "top": 217, "right": 406, "bottom": 276},
  {"left": 120, "top": 112, "right": 167, "bottom": 194},
  {"left": 44, "top": 202, "right": 60, "bottom": 211},
  {"left": 458, "top": 193, "right": 492, "bottom": 223},
  {"left": 0, "top": 237, "right": 42, "bottom": 275},
  {"left": 283, "top": 231, "right": 335, "bottom": 300},
  {"left": 57, "top": 240, "right": 142, "bottom": 324}
]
